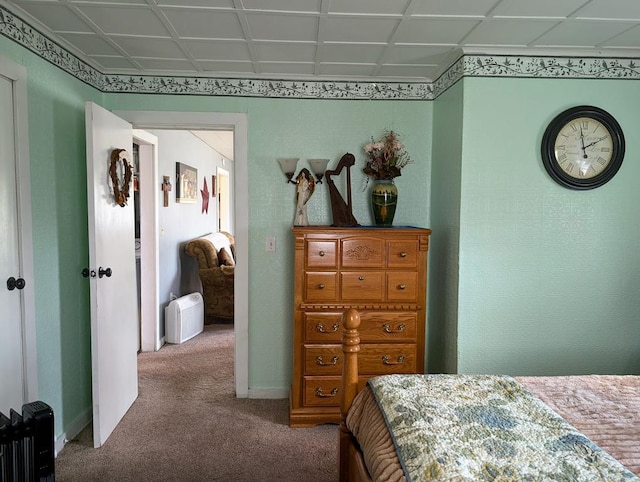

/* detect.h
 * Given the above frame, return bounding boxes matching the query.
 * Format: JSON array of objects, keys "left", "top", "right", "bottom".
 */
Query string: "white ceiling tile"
[
  {"left": 491, "top": 0, "right": 589, "bottom": 19},
  {"left": 254, "top": 43, "right": 316, "bottom": 62},
  {"left": 157, "top": 0, "right": 234, "bottom": 7},
  {"left": 183, "top": 40, "right": 252, "bottom": 61},
  {"left": 378, "top": 64, "right": 436, "bottom": 79},
  {"left": 395, "top": 18, "right": 479, "bottom": 44},
  {"left": 384, "top": 45, "right": 452, "bottom": 64},
  {"left": 241, "top": 0, "right": 322, "bottom": 13},
  {"left": 113, "top": 37, "right": 185, "bottom": 58},
  {"left": 601, "top": 25, "right": 640, "bottom": 48},
  {"left": 329, "top": 0, "right": 410, "bottom": 16},
  {"left": 411, "top": 0, "right": 497, "bottom": 17},
  {"left": 323, "top": 17, "right": 398, "bottom": 43},
  {"left": 17, "top": 3, "right": 92, "bottom": 32},
  {"left": 57, "top": 33, "right": 121, "bottom": 56},
  {"left": 90, "top": 56, "right": 140, "bottom": 69},
  {"left": 76, "top": 5, "right": 169, "bottom": 36},
  {"left": 259, "top": 62, "right": 315, "bottom": 74},
  {"left": 199, "top": 60, "right": 255, "bottom": 73},
  {"left": 464, "top": 19, "right": 560, "bottom": 46},
  {"left": 575, "top": 0, "right": 640, "bottom": 20},
  {"left": 318, "top": 63, "right": 375, "bottom": 77},
  {"left": 135, "top": 58, "right": 198, "bottom": 71},
  {"left": 320, "top": 44, "right": 386, "bottom": 63},
  {"left": 535, "top": 20, "right": 633, "bottom": 47},
  {"left": 245, "top": 13, "right": 318, "bottom": 41},
  {"left": 70, "top": 0, "right": 148, "bottom": 4},
  {"left": 163, "top": 10, "right": 244, "bottom": 39}
]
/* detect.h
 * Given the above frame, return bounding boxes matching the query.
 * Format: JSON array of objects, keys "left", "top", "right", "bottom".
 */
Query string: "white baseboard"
[
  {"left": 247, "top": 388, "right": 288, "bottom": 399},
  {"left": 54, "top": 409, "right": 91, "bottom": 456}
]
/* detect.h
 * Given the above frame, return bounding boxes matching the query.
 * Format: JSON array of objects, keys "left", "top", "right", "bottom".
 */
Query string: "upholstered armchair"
[{"left": 184, "top": 232, "right": 235, "bottom": 323}]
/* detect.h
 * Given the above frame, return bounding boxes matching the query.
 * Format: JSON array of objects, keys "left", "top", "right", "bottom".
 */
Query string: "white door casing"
[
  {"left": 85, "top": 102, "right": 138, "bottom": 447},
  {"left": 0, "top": 56, "right": 37, "bottom": 415},
  {"left": 217, "top": 167, "right": 230, "bottom": 233},
  {"left": 115, "top": 110, "right": 249, "bottom": 398}
]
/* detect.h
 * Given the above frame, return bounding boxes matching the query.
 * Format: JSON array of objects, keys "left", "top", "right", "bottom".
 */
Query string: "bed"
[{"left": 339, "top": 308, "right": 640, "bottom": 482}]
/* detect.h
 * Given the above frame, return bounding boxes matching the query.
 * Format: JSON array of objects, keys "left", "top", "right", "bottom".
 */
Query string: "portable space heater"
[
  {"left": 0, "top": 401, "right": 55, "bottom": 482},
  {"left": 165, "top": 292, "right": 204, "bottom": 344}
]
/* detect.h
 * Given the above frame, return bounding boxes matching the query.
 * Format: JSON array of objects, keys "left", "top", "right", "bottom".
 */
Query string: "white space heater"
[{"left": 164, "top": 292, "right": 204, "bottom": 344}]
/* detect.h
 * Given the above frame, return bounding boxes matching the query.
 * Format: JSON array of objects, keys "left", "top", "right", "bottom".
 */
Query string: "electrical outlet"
[{"left": 266, "top": 236, "right": 276, "bottom": 252}]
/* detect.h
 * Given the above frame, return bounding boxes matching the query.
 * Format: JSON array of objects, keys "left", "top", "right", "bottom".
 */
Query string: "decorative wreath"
[{"left": 109, "top": 148, "right": 133, "bottom": 207}]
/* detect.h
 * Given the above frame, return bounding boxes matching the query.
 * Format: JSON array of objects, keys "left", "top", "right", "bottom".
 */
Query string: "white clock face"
[{"left": 553, "top": 116, "right": 614, "bottom": 179}]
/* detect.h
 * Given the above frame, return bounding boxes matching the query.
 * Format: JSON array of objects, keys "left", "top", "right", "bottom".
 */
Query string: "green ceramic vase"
[{"left": 371, "top": 179, "right": 398, "bottom": 226}]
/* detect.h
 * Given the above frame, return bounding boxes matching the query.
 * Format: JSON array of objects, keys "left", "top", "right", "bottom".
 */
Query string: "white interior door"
[
  {"left": 217, "top": 167, "right": 230, "bottom": 232},
  {"left": 85, "top": 102, "right": 138, "bottom": 447},
  {"left": 0, "top": 73, "right": 24, "bottom": 415}
]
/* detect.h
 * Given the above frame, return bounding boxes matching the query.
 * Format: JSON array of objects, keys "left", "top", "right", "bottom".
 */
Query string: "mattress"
[{"left": 345, "top": 375, "right": 640, "bottom": 482}]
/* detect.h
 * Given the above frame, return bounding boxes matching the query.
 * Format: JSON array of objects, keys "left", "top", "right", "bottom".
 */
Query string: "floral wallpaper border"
[{"left": 2, "top": 5, "right": 640, "bottom": 101}]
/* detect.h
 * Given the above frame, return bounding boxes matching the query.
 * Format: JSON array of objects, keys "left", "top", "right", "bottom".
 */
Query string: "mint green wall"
[
  {"left": 1, "top": 36, "right": 103, "bottom": 435},
  {"left": 106, "top": 94, "right": 432, "bottom": 388},
  {"left": 458, "top": 77, "right": 640, "bottom": 375},
  {"left": 429, "top": 81, "right": 464, "bottom": 374}
]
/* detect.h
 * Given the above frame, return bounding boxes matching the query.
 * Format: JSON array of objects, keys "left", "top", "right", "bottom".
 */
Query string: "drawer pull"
[
  {"left": 382, "top": 323, "right": 406, "bottom": 334},
  {"left": 358, "top": 276, "right": 365, "bottom": 281},
  {"left": 315, "top": 387, "right": 339, "bottom": 398},
  {"left": 316, "top": 355, "right": 339, "bottom": 366},
  {"left": 318, "top": 283, "right": 325, "bottom": 289},
  {"left": 382, "top": 355, "right": 405, "bottom": 366},
  {"left": 398, "top": 284, "right": 406, "bottom": 290},
  {"left": 400, "top": 252, "right": 407, "bottom": 258},
  {"left": 316, "top": 323, "right": 339, "bottom": 333},
  {"left": 319, "top": 250, "right": 325, "bottom": 257}
]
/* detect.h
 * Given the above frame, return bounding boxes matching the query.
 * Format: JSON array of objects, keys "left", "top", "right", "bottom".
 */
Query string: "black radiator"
[{"left": 0, "top": 401, "right": 54, "bottom": 482}]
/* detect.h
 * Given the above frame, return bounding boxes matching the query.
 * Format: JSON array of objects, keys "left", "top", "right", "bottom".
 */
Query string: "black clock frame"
[{"left": 541, "top": 105, "right": 625, "bottom": 190}]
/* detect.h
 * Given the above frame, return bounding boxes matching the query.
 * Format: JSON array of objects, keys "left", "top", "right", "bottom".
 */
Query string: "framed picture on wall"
[{"left": 176, "top": 162, "right": 198, "bottom": 203}]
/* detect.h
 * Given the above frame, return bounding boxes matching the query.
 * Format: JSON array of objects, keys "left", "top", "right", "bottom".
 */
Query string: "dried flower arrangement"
[{"left": 362, "top": 130, "right": 412, "bottom": 182}]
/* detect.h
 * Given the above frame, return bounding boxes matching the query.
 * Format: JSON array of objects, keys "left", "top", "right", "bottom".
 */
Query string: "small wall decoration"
[
  {"left": 211, "top": 175, "right": 217, "bottom": 197},
  {"left": 176, "top": 162, "right": 198, "bottom": 203},
  {"left": 201, "top": 177, "right": 210, "bottom": 214},
  {"left": 161, "top": 176, "right": 172, "bottom": 207},
  {"left": 109, "top": 148, "right": 133, "bottom": 207}
]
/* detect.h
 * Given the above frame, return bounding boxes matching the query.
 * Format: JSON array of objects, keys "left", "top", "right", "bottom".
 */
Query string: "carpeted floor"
[{"left": 55, "top": 324, "right": 339, "bottom": 481}]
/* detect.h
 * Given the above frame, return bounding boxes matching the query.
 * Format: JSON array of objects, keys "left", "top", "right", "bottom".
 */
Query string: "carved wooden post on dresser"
[{"left": 289, "top": 226, "right": 431, "bottom": 427}]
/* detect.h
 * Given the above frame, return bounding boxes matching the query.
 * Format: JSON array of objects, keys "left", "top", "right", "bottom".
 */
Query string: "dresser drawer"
[
  {"left": 304, "top": 345, "right": 342, "bottom": 375},
  {"left": 303, "top": 377, "right": 342, "bottom": 406},
  {"left": 303, "top": 312, "right": 342, "bottom": 342},
  {"left": 359, "top": 344, "right": 417, "bottom": 374},
  {"left": 386, "top": 272, "right": 418, "bottom": 301},
  {"left": 304, "top": 272, "right": 337, "bottom": 301},
  {"left": 341, "top": 271, "right": 384, "bottom": 301},
  {"left": 341, "top": 237, "right": 384, "bottom": 268},
  {"left": 387, "top": 239, "right": 419, "bottom": 269},
  {"left": 359, "top": 311, "right": 418, "bottom": 342},
  {"left": 306, "top": 240, "right": 337, "bottom": 268}
]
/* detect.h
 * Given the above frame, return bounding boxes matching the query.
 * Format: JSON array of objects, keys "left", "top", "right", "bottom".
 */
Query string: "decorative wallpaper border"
[{"left": 2, "top": 4, "right": 640, "bottom": 100}]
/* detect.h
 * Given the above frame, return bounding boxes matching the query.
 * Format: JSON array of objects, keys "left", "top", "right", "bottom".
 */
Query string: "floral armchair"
[{"left": 184, "top": 232, "right": 235, "bottom": 323}]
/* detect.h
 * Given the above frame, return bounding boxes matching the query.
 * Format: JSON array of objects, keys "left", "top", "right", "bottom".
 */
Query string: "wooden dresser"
[{"left": 289, "top": 226, "right": 431, "bottom": 427}]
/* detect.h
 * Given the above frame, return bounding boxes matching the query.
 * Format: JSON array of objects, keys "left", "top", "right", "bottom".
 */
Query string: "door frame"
[
  {"left": 216, "top": 166, "right": 230, "bottom": 233},
  {"left": 132, "top": 129, "right": 160, "bottom": 352},
  {"left": 1, "top": 55, "right": 38, "bottom": 404},
  {"left": 116, "top": 110, "right": 249, "bottom": 398}
]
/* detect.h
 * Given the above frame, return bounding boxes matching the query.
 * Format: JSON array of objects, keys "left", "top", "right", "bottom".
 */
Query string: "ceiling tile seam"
[
  {"left": 371, "top": 0, "right": 418, "bottom": 77},
  {"left": 60, "top": 2, "right": 146, "bottom": 71},
  {"left": 148, "top": 4, "right": 202, "bottom": 72},
  {"left": 314, "top": 0, "right": 330, "bottom": 76},
  {"left": 232, "top": 0, "right": 261, "bottom": 76}
]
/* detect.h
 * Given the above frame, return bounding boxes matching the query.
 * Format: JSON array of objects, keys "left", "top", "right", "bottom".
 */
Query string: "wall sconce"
[{"left": 278, "top": 158, "right": 331, "bottom": 184}]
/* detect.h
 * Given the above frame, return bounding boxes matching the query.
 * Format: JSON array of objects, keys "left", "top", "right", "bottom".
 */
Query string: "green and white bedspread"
[{"left": 368, "top": 374, "right": 639, "bottom": 482}]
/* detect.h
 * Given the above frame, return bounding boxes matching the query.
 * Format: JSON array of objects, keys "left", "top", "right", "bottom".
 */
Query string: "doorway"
[
  {"left": 217, "top": 167, "right": 231, "bottom": 233},
  {"left": 116, "top": 110, "right": 249, "bottom": 398}
]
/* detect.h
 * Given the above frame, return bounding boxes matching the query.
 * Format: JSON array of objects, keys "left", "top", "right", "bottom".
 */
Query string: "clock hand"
[
  {"left": 579, "top": 127, "right": 588, "bottom": 159},
  {"left": 583, "top": 135, "right": 608, "bottom": 150}
]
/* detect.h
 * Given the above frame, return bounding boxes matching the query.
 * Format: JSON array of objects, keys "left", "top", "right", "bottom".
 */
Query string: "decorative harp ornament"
[{"left": 325, "top": 153, "right": 359, "bottom": 227}]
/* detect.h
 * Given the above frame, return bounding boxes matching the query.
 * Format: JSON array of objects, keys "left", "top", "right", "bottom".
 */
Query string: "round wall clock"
[{"left": 541, "top": 105, "right": 625, "bottom": 190}]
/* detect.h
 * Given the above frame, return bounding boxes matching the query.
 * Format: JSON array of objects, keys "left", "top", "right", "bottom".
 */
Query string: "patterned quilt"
[{"left": 368, "top": 374, "right": 640, "bottom": 482}]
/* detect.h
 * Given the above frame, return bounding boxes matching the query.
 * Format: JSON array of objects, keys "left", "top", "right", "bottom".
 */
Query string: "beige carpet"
[{"left": 55, "top": 324, "right": 339, "bottom": 481}]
